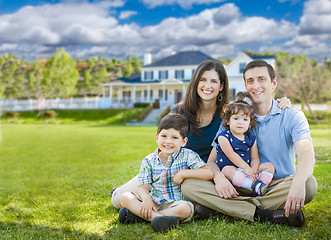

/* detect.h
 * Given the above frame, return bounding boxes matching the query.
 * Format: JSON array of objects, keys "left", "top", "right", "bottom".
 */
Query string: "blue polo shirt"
[{"left": 213, "top": 99, "right": 311, "bottom": 178}]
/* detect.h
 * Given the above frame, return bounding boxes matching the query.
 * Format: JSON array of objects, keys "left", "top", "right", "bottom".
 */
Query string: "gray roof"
[{"left": 144, "top": 51, "right": 215, "bottom": 67}]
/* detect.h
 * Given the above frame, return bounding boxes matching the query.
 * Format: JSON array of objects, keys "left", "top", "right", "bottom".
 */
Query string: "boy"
[{"left": 119, "top": 113, "right": 214, "bottom": 232}]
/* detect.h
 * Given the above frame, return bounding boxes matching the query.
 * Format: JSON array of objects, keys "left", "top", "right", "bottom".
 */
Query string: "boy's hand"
[
  {"left": 173, "top": 171, "right": 185, "bottom": 185},
  {"left": 140, "top": 198, "right": 157, "bottom": 220}
]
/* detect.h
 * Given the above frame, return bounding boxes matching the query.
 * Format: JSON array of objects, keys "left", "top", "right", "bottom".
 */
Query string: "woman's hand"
[
  {"left": 214, "top": 172, "right": 239, "bottom": 199},
  {"left": 277, "top": 97, "right": 292, "bottom": 109}
]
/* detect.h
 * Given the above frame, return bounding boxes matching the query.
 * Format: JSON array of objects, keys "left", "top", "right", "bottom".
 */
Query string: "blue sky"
[{"left": 0, "top": 0, "right": 330, "bottom": 62}]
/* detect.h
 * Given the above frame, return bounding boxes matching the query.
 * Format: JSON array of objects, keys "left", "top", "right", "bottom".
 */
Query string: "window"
[
  {"left": 239, "top": 63, "right": 246, "bottom": 74},
  {"left": 144, "top": 71, "right": 153, "bottom": 80},
  {"left": 175, "top": 70, "right": 184, "bottom": 79},
  {"left": 158, "top": 89, "right": 163, "bottom": 98},
  {"left": 159, "top": 70, "right": 168, "bottom": 80}
]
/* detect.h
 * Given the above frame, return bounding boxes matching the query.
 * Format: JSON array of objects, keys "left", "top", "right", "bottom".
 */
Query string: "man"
[{"left": 181, "top": 60, "right": 317, "bottom": 226}]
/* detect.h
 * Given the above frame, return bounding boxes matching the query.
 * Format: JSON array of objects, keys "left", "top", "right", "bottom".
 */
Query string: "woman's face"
[{"left": 197, "top": 69, "right": 224, "bottom": 102}]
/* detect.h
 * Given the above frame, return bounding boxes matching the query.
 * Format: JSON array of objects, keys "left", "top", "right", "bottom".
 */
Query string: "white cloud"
[
  {"left": 141, "top": 0, "right": 226, "bottom": 9},
  {"left": 0, "top": 1, "right": 329, "bottom": 62},
  {"left": 299, "top": 0, "right": 331, "bottom": 34},
  {"left": 119, "top": 10, "right": 138, "bottom": 19}
]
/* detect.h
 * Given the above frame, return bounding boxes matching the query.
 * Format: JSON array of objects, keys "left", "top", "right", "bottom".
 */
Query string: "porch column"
[
  {"left": 132, "top": 85, "right": 136, "bottom": 104},
  {"left": 163, "top": 85, "right": 166, "bottom": 102},
  {"left": 182, "top": 84, "right": 186, "bottom": 101},
  {"left": 109, "top": 86, "right": 113, "bottom": 106},
  {"left": 147, "top": 84, "right": 151, "bottom": 102}
]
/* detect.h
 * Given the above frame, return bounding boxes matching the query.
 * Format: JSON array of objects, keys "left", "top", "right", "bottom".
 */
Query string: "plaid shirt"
[{"left": 138, "top": 147, "right": 206, "bottom": 205}]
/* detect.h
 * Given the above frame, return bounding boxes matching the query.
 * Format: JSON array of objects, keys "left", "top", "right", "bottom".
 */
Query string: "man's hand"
[
  {"left": 284, "top": 181, "right": 305, "bottom": 217},
  {"left": 214, "top": 172, "right": 239, "bottom": 199}
]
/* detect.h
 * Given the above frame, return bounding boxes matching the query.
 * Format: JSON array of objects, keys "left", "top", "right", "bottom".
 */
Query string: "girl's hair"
[
  {"left": 221, "top": 92, "right": 256, "bottom": 130},
  {"left": 174, "top": 60, "right": 229, "bottom": 135}
]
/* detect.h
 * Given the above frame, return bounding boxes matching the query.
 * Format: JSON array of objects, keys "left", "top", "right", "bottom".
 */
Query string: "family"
[{"left": 111, "top": 59, "right": 317, "bottom": 232}]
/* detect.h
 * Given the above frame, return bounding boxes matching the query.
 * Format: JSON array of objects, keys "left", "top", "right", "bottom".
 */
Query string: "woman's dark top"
[{"left": 172, "top": 107, "right": 222, "bottom": 162}]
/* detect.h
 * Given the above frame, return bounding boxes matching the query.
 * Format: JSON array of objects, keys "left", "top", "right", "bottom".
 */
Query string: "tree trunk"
[{"left": 304, "top": 99, "right": 317, "bottom": 121}]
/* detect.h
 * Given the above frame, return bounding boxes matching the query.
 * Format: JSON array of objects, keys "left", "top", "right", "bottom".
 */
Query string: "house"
[{"left": 101, "top": 51, "right": 275, "bottom": 108}]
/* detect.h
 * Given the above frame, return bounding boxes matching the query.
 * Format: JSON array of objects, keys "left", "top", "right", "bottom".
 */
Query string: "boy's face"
[
  {"left": 244, "top": 66, "right": 277, "bottom": 105},
  {"left": 156, "top": 128, "right": 187, "bottom": 156}
]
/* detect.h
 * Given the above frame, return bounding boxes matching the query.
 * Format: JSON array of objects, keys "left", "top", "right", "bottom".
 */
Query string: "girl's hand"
[
  {"left": 277, "top": 97, "right": 292, "bottom": 109},
  {"left": 244, "top": 167, "right": 257, "bottom": 181}
]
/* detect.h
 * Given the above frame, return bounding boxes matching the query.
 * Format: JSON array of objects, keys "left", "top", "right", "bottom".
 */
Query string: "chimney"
[{"left": 144, "top": 53, "right": 152, "bottom": 65}]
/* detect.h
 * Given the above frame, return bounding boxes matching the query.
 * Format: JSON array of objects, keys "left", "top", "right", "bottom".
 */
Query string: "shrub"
[
  {"left": 133, "top": 102, "right": 150, "bottom": 108},
  {"left": 157, "top": 105, "right": 171, "bottom": 125},
  {"left": 137, "top": 105, "right": 153, "bottom": 121},
  {"left": 4, "top": 111, "right": 20, "bottom": 118}
]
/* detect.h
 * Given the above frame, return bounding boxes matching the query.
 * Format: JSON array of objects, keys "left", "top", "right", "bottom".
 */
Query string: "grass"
[
  {"left": 0, "top": 123, "right": 330, "bottom": 239},
  {"left": 0, "top": 108, "right": 149, "bottom": 125}
]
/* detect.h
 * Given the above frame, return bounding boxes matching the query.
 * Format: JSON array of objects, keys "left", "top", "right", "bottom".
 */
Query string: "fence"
[
  {"left": 0, "top": 97, "right": 112, "bottom": 111},
  {"left": 0, "top": 98, "right": 329, "bottom": 112},
  {"left": 0, "top": 97, "right": 169, "bottom": 111}
]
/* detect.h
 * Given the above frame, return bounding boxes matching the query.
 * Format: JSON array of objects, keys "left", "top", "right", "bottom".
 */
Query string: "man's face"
[{"left": 244, "top": 66, "right": 277, "bottom": 105}]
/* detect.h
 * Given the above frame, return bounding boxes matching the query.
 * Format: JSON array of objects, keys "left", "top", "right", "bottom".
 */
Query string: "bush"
[
  {"left": 43, "top": 110, "right": 57, "bottom": 118},
  {"left": 133, "top": 102, "right": 150, "bottom": 108},
  {"left": 137, "top": 105, "right": 153, "bottom": 121},
  {"left": 157, "top": 105, "right": 171, "bottom": 125},
  {"left": 3, "top": 111, "right": 20, "bottom": 118}
]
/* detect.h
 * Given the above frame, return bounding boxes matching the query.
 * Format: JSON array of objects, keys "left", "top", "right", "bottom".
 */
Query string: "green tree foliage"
[
  {"left": 275, "top": 53, "right": 331, "bottom": 120},
  {"left": 0, "top": 51, "right": 142, "bottom": 99},
  {"left": 132, "top": 56, "right": 141, "bottom": 73},
  {"left": 42, "top": 49, "right": 79, "bottom": 98},
  {"left": 123, "top": 55, "right": 133, "bottom": 77}
]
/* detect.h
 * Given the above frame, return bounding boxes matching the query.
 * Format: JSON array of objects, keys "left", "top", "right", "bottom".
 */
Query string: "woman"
[{"left": 111, "top": 60, "right": 289, "bottom": 209}]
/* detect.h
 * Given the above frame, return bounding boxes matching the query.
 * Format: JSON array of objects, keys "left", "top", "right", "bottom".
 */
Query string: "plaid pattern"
[{"left": 138, "top": 147, "right": 206, "bottom": 205}]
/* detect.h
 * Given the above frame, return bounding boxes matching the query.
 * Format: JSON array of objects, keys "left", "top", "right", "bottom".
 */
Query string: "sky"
[{"left": 0, "top": 0, "right": 330, "bottom": 63}]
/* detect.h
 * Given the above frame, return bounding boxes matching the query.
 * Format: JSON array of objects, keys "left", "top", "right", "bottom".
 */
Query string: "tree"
[
  {"left": 123, "top": 55, "right": 133, "bottom": 77},
  {"left": 41, "top": 49, "right": 79, "bottom": 98},
  {"left": 132, "top": 56, "right": 141, "bottom": 73},
  {"left": 275, "top": 53, "right": 331, "bottom": 120}
]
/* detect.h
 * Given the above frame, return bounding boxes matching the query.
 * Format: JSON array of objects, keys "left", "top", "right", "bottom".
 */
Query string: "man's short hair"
[
  {"left": 243, "top": 60, "right": 275, "bottom": 81},
  {"left": 157, "top": 113, "right": 188, "bottom": 139}
]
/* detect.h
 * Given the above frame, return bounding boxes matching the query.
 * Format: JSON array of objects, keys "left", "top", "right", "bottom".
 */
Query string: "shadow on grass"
[{"left": 0, "top": 221, "right": 103, "bottom": 240}]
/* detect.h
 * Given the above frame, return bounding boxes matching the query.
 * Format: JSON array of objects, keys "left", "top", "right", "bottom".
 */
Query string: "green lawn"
[{"left": 0, "top": 124, "right": 330, "bottom": 240}]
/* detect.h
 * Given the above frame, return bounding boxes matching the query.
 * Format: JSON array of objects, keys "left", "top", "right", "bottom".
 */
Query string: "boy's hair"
[
  {"left": 243, "top": 59, "right": 275, "bottom": 81},
  {"left": 221, "top": 92, "right": 256, "bottom": 130},
  {"left": 157, "top": 113, "right": 188, "bottom": 139}
]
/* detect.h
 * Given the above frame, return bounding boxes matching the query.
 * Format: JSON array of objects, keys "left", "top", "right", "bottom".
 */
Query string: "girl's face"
[
  {"left": 228, "top": 111, "right": 251, "bottom": 136},
  {"left": 197, "top": 69, "right": 223, "bottom": 102}
]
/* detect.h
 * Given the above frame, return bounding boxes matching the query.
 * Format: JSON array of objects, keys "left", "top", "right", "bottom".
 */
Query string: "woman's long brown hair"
[{"left": 175, "top": 60, "right": 229, "bottom": 135}]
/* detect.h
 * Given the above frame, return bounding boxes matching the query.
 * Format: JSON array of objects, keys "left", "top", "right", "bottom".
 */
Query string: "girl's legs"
[
  {"left": 257, "top": 162, "right": 275, "bottom": 185},
  {"left": 222, "top": 166, "right": 253, "bottom": 190}
]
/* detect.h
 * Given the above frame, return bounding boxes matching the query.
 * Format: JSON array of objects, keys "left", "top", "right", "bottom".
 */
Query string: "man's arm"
[
  {"left": 284, "top": 138, "right": 315, "bottom": 217},
  {"left": 207, "top": 147, "right": 239, "bottom": 198},
  {"left": 173, "top": 166, "right": 213, "bottom": 185}
]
